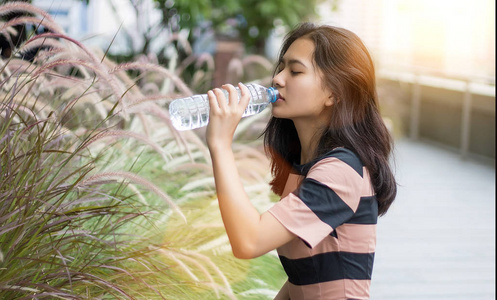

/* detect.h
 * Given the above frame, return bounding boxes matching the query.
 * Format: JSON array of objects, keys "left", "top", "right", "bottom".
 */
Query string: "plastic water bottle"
[{"left": 168, "top": 83, "right": 279, "bottom": 131}]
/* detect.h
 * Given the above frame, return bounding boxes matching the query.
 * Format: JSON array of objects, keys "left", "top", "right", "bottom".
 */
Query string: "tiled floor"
[{"left": 371, "top": 139, "right": 495, "bottom": 299}]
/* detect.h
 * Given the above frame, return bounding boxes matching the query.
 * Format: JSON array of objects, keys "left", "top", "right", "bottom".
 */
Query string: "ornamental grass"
[{"left": 1, "top": 2, "right": 284, "bottom": 299}]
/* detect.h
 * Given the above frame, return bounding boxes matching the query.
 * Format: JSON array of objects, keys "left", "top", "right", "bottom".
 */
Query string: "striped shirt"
[{"left": 268, "top": 148, "right": 378, "bottom": 300}]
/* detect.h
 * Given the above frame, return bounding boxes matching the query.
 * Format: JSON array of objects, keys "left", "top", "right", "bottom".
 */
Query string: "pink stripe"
[
  {"left": 335, "top": 224, "right": 377, "bottom": 253},
  {"left": 287, "top": 279, "right": 370, "bottom": 300},
  {"left": 276, "top": 234, "right": 339, "bottom": 259},
  {"left": 361, "top": 167, "right": 375, "bottom": 196},
  {"left": 344, "top": 279, "right": 371, "bottom": 299},
  {"left": 269, "top": 193, "right": 333, "bottom": 248},
  {"left": 281, "top": 173, "right": 303, "bottom": 198},
  {"left": 306, "top": 157, "right": 365, "bottom": 212},
  {"left": 276, "top": 224, "right": 376, "bottom": 259}
]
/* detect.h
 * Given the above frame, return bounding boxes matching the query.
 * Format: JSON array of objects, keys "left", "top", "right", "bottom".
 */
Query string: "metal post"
[
  {"left": 460, "top": 82, "right": 472, "bottom": 158},
  {"left": 410, "top": 77, "right": 421, "bottom": 140}
]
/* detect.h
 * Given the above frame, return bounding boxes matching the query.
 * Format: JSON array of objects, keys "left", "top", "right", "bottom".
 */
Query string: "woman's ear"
[{"left": 325, "top": 95, "right": 334, "bottom": 107}]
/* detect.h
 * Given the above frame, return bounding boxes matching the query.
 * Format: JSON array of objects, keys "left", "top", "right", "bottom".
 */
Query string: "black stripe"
[
  {"left": 279, "top": 252, "right": 375, "bottom": 286},
  {"left": 323, "top": 148, "right": 363, "bottom": 177},
  {"left": 294, "top": 148, "right": 364, "bottom": 177},
  {"left": 297, "top": 178, "right": 354, "bottom": 230},
  {"left": 346, "top": 196, "right": 378, "bottom": 225}
]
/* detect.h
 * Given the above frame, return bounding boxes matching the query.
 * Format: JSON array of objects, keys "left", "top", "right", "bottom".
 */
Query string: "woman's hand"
[
  {"left": 206, "top": 83, "right": 250, "bottom": 151},
  {"left": 205, "top": 83, "right": 296, "bottom": 259}
]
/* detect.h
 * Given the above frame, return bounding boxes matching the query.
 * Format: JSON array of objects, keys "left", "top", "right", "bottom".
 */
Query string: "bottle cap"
[{"left": 268, "top": 87, "right": 279, "bottom": 103}]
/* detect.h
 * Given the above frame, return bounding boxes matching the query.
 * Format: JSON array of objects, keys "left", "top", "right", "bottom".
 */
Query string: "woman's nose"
[
  {"left": 272, "top": 72, "right": 284, "bottom": 88},
  {"left": 273, "top": 74, "right": 283, "bottom": 87}
]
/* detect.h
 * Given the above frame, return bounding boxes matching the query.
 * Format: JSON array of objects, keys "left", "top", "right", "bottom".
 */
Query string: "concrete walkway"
[{"left": 370, "top": 139, "right": 495, "bottom": 299}]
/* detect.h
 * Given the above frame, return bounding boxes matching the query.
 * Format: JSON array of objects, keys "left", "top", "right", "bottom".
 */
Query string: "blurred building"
[
  {"left": 32, "top": 0, "right": 164, "bottom": 55},
  {"left": 319, "top": 0, "right": 495, "bottom": 80},
  {"left": 31, "top": 0, "right": 87, "bottom": 38}
]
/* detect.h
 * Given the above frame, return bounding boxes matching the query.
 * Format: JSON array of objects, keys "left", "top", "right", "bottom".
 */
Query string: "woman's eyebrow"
[{"left": 279, "top": 58, "right": 308, "bottom": 68}]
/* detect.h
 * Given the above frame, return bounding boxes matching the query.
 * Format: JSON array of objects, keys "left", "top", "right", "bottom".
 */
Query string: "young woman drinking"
[{"left": 205, "top": 22, "right": 397, "bottom": 300}]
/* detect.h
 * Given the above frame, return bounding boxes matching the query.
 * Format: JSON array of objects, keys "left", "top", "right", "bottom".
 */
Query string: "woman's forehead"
[{"left": 281, "top": 38, "right": 315, "bottom": 66}]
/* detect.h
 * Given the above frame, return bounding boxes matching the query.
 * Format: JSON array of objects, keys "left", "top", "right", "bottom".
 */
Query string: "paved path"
[{"left": 370, "top": 139, "right": 495, "bottom": 299}]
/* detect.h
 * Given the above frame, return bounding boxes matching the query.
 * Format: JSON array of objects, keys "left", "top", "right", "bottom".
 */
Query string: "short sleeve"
[{"left": 268, "top": 155, "right": 365, "bottom": 248}]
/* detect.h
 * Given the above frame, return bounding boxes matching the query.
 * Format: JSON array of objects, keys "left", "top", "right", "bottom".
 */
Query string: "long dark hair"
[{"left": 264, "top": 23, "right": 396, "bottom": 216}]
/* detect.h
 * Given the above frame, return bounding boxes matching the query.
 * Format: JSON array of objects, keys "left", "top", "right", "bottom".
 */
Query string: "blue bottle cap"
[{"left": 268, "top": 87, "right": 279, "bottom": 103}]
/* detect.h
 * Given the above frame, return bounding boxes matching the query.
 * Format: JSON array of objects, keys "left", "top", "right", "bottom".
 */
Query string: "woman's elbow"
[{"left": 231, "top": 244, "right": 261, "bottom": 259}]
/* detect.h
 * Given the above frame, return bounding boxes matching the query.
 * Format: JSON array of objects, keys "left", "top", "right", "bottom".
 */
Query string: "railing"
[{"left": 377, "top": 67, "right": 495, "bottom": 158}]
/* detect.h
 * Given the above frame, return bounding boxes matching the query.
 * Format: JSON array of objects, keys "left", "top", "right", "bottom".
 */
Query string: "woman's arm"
[
  {"left": 273, "top": 280, "right": 290, "bottom": 300},
  {"left": 206, "top": 83, "right": 294, "bottom": 259}
]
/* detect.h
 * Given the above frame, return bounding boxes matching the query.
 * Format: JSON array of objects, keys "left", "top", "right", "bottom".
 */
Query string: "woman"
[{"left": 205, "top": 22, "right": 396, "bottom": 300}]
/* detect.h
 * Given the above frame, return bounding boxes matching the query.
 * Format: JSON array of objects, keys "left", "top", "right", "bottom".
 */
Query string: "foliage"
[
  {"left": 1, "top": 1, "right": 285, "bottom": 299},
  {"left": 153, "top": 0, "right": 325, "bottom": 53}
]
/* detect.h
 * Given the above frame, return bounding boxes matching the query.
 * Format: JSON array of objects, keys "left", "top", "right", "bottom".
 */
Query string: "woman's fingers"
[
  {"left": 222, "top": 84, "right": 238, "bottom": 109},
  {"left": 208, "top": 83, "right": 250, "bottom": 116},
  {"left": 213, "top": 88, "right": 228, "bottom": 111},
  {"left": 238, "top": 82, "right": 250, "bottom": 109},
  {"left": 207, "top": 90, "right": 220, "bottom": 112}
]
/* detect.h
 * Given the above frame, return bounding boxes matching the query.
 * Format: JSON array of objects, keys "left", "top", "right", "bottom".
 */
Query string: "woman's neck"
[{"left": 293, "top": 118, "right": 323, "bottom": 164}]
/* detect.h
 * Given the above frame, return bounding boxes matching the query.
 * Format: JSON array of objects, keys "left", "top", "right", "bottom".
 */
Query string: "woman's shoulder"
[{"left": 294, "top": 147, "right": 363, "bottom": 176}]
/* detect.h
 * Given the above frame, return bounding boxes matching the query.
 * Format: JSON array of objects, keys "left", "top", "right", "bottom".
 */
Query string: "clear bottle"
[{"left": 168, "top": 83, "right": 279, "bottom": 131}]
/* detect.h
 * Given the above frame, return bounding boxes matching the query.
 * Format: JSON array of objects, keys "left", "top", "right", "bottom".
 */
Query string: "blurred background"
[
  {"left": 17, "top": 0, "right": 494, "bottom": 160},
  {"left": 1, "top": 0, "right": 494, "bottom": 299}
]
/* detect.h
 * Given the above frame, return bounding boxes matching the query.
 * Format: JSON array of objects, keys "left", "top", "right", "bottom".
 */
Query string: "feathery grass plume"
[
  {"left": 175, "top": 52, "right": 215, "bottom": 78},
  {"left": 174, "top": 55, "right": 199, "bottom": 77},
  {"left": 0, "top": 1, "right": 59, "bottom": 24},
  {"left": 76, "top": 171, "right": 186, "bottom": 223},
  {"left": 164, "top": 150, "right": 206, "bottom": 171},
  {"left": 141, "top": 82, "right": 160, "bottom": 94},
  {"left": 109, "top": 62, "right": 193, "bottom": 97},
  {"left": 183, "top": 129, "right": 211, "bottom": 162},
  {"left": 25, "top": 33, "right": 127, "bottom": 115},
  {"left": 60, "top": 88, "right": 111, "bottom": 120},
  {"left": 131, "top": 101, "right": 194, "bottom": 160},
  {"left": 179, "top": 251, "right": 237, "bottom": 300},
  {"left": 195, "top": 52, "right": 216, "bottom": 71},
  {"left": 242, "top": 54, "right": 274, "bottom": 70},
  {"left": 4, "top": 89, "right": 57, "bottom": 120},
  {"left": 127, "top": 183, "right": 148, "bottom": 206},
  {"left": 27, "top": 33, "right": 103, "bottom": 66},
  {"left": 173, "top": 252, "right": 221, "bottom": 298},
  {"left": 0, "top": 23, "right": 16, "bottom": 43},
  {"left": 32, "top": 58, "right": 123, "bottom": 105},
  {"left": 180, "top": 177, "right": 215, "bottom": 192},
  {"left": 227, "top": 57, "right": 244, "bottom": 82},
  {"left": 153, "top": 246, "right": 238, "bottom": 300},
  {"left": 169, "top": 162, "right": 213, "bottom": 173},
  {"left": 18, "top": 35, "right": 65, "bottom": 55},
  {"left": 0, "top": 16, "right": 64, "bottom": 36},
  {"left": 182, "top": 249, "right": 234, "bottom": 295},
  {"left": 233, "top": 103, "right": 271, "bottom": 139},
  {"left": 102, "top": 53, "right": 145, "bottom": 99},
  {"left": 126, "top": 94, "right": 177, "bottom": 112},
  {"left": 1, "top": 58, "right": 38, "bottom": 79},
  {"left": 81, "top": 129, "right": 171, "bottom": 162},
  {"left": 136, "top": 113, "right": 151, "bottom": 137}
]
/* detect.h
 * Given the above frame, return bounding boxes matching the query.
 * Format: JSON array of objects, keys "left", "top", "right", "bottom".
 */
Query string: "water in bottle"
[{"left": 168, "top": 83, "right": 279, "bottom": 131}]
